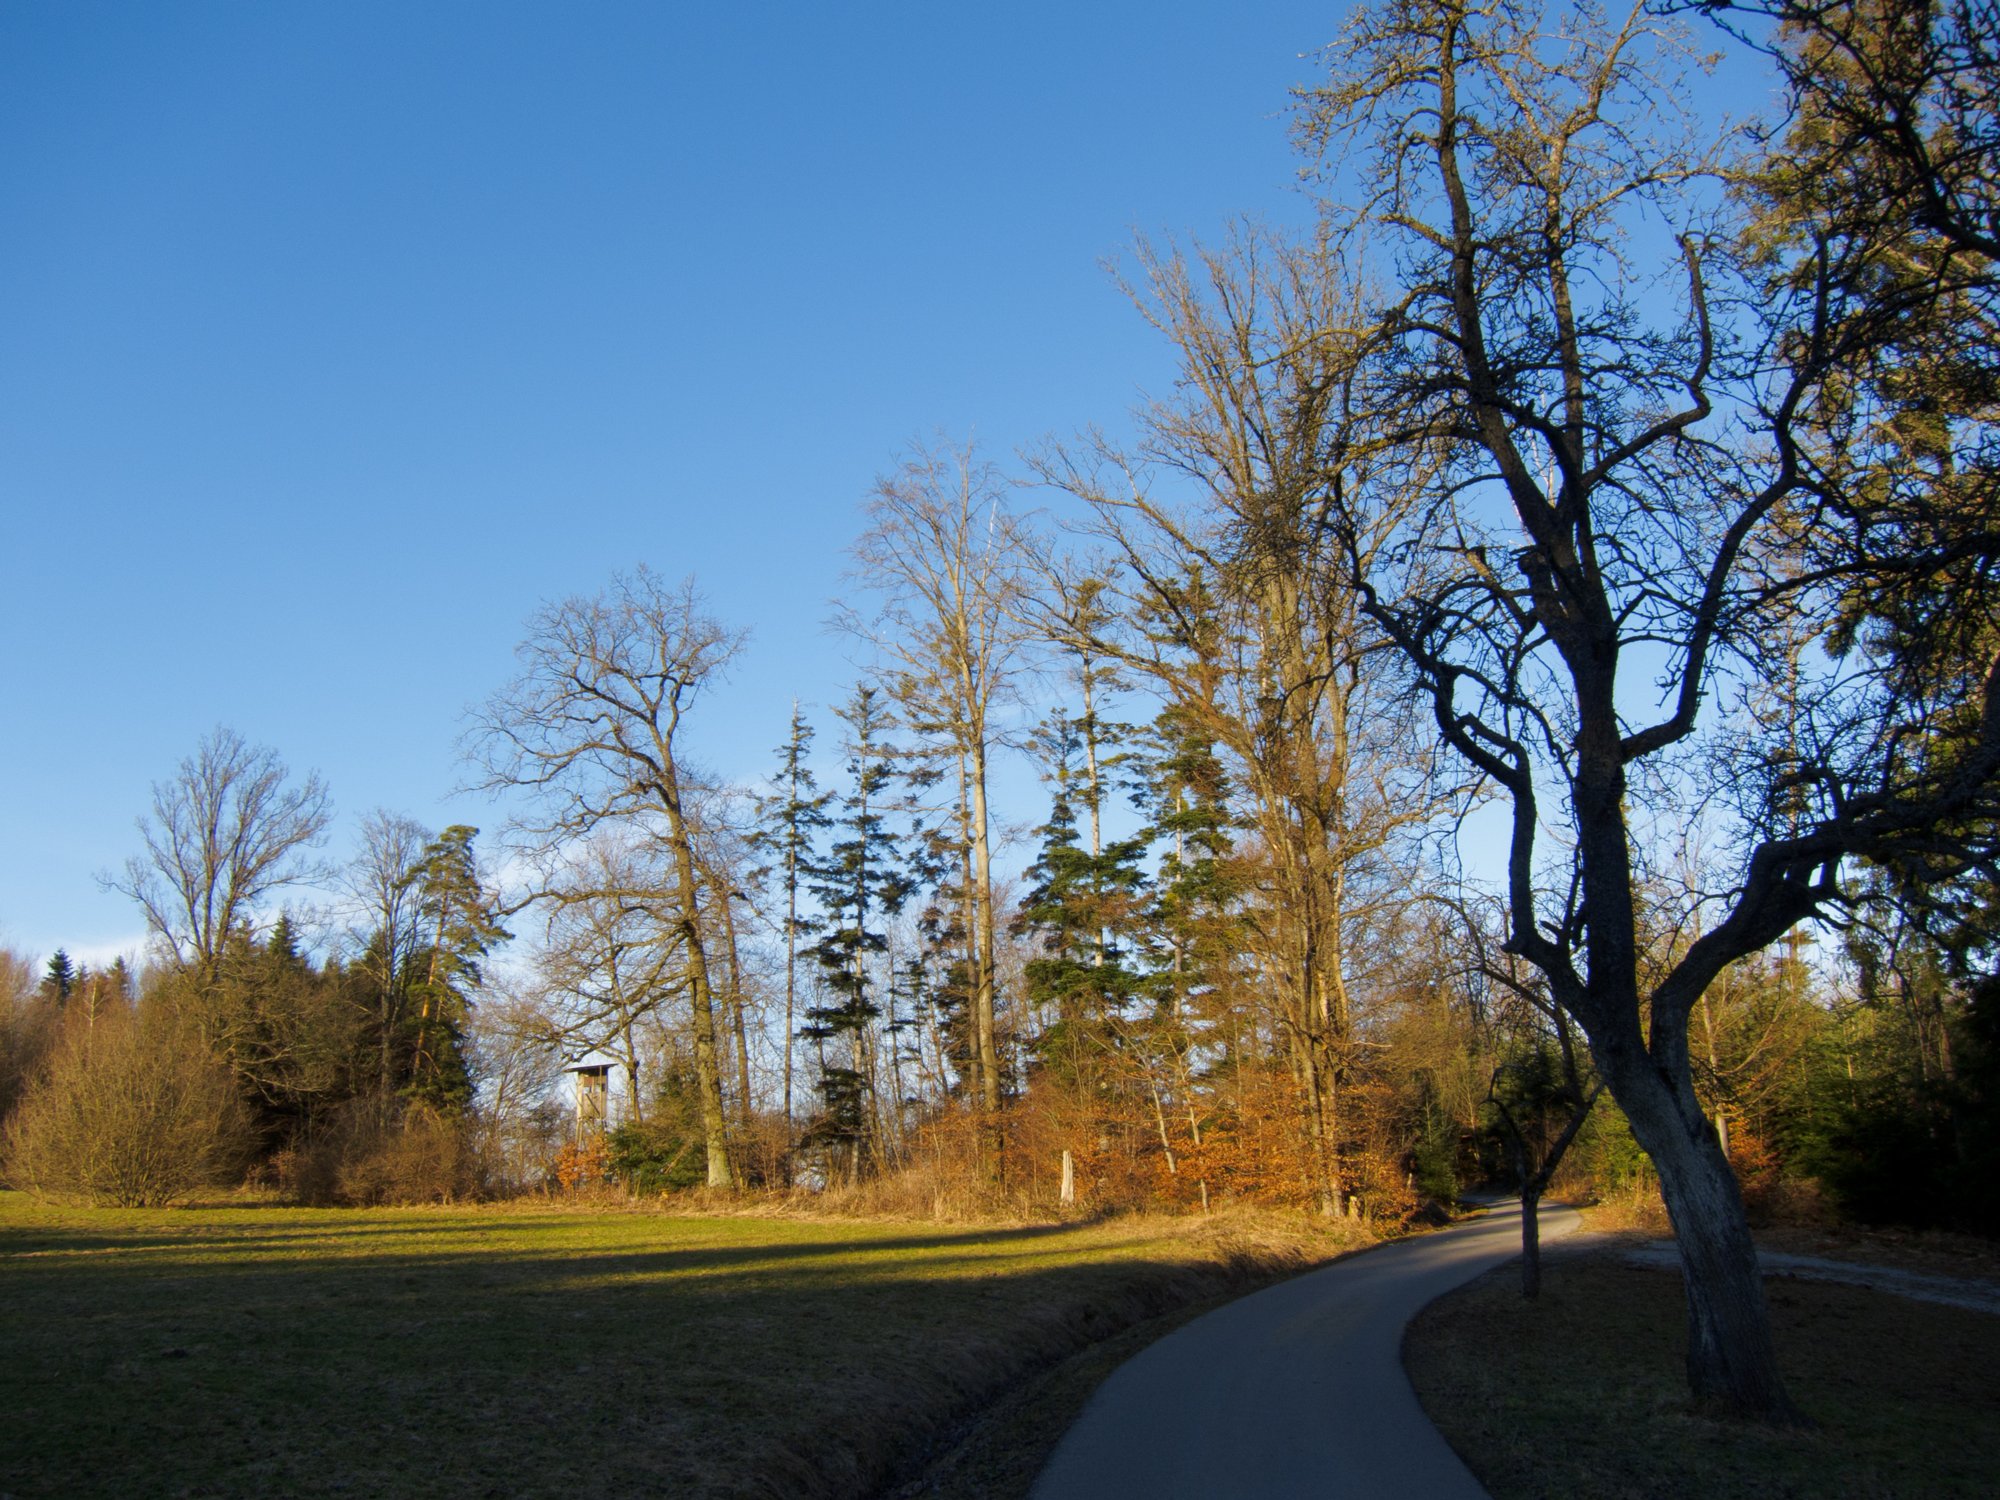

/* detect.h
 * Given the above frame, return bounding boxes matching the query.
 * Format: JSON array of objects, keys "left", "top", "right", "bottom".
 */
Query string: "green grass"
[
  {"left": 0, "top": 1192, "right": 1333, "bottom": 1499},
  {"left": 1405, "top": 1252, "right": 2000, "bottom": 1500}
]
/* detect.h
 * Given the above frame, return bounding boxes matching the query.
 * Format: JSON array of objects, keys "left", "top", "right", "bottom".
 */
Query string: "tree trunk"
[
  {"left": 1298, "top": 1032, "right": 1341, "bottom": 1216},
  {"left": 1519, "top": 1188, "right": 1543, "bottom": 1300},
  {"left": 719, "top": 892, "right": 754, "bottom": 1130},
  {"left": 622, "top": 1022, "right": 644, "bottom": 1124},
  {"left": 782, "top": 849, "right": 798, "bottom": 1129},
  {"left": 969, "top": 741, "right": 1003, "bottom": 1120},
  {"left": 1615, "top": 1065, "right": 1798, "bottom": 1422},
  {"left": 663, "top": 795, "right": 734, "bottom": 1190}
]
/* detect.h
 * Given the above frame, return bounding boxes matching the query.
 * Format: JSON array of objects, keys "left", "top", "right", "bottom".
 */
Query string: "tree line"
[{"left": 4, "top": 0, "right": 1997, "bottom": 1423}]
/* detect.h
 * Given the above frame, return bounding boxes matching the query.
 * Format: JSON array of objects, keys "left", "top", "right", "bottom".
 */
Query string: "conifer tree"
[
  {"left": 749, "top": 704, "right": 832, "bottom": 1127},
  {"left": 40, "top": 950, "right": 75, "bottom": 1007},
  {"left": 207, "top": 917, "right": 360, "bottom": 1142},
  {"left": 1013, "top": 710, "right": 1152, "bottom": 1095},
  {"left": 801, "top": 686, "right": 912, "bottom": 1181},
  {"left": 403, "top": 826, "right": 509, "bottom": 1114},
  {"left": 1144, "top": 701, "right": 1242, "bottom": 1009}
]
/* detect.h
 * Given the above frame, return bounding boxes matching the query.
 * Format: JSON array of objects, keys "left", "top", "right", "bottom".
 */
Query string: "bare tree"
[
  {"left": 840, "top": 442, "right": 1032, "bottom": 1129},
  {"left": 465, "top": 980, "right": 568, "bottom": 1190},
  {"left": 1458, "top": 897, "right": 1602, "bottom": 1299},
  {"left": 347, "top": 810, "right": 431, "bottom": 1098},
  {"left": 1296, "top": 0, "right": 2000, "bottom": 1419},
  {"left": 0, "top": 947, "right": 57, "bottom": 1128},
  {"left": 1037, "top": 227, "right": 1443, "bottom": 1215},
  {"left": 689, "top": 798, "right": 765, "bottom": 1133},
  {"left": 470, "top": 568, "right": 742, "bottom": 1188},
  {"left": 534, "top": 837, "right": 686, "bottom": 1123},
  {"left": 107, "top": 727, "right": 332, "bottom": 980}
]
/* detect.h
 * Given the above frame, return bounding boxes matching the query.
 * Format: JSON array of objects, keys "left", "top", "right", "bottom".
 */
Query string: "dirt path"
[{"left": 1030, "top": 1199, "right": 1577, "bottom": 1500}]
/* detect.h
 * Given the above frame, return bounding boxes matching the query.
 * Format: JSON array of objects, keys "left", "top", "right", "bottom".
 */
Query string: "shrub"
[
  {"left": 4, "top": 1005, "right": 251, "bottom": 1206},
  {"left": 337, "top": 1105, "right": 484, "bottom": 1205},
  {"left": 554, "top": 1134, "right": 612, "bottom": 1191},
  {"left": 603, "top": 1119, "right": 705, "bottom": 1195},
  {"left": 272, "top": 1097, "right": 486, "bottom": 1205}
]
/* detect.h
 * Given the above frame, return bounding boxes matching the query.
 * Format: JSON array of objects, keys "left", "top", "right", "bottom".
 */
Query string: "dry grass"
[
  {"left": 1405, "top": 1249, "right": 2000, "bottom": 1499},
  {"left": 0, "top": 1191, "right": 1358, "bottom": 1499}
]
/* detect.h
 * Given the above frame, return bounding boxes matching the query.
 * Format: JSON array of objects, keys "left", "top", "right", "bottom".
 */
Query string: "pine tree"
[
  {"left": 402, "top": 826, "right": 509, "bottom": 1114},
  {"left": 749, "top": 703, "right": 833, "bottom": 1128},
  {"left": 1144, "top": 701, "right": 1242, "bottom": 1008},
  {"left": 40, "top": 950, "right": 75, "bottom": 1007},
  {"left": 1014, "top": 712, "right": 1153, "bottom": 1095},
  {"left": 800, "top": 686, "right": 912, "bottom": 1182},
  {"left": 204, "top": 918, "right": 360, "bottom": 1143}
]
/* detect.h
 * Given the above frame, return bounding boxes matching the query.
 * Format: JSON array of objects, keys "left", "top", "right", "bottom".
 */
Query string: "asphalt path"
[{"left": 1031, "top": 1198, "right": 1580, "bottom": 1500}]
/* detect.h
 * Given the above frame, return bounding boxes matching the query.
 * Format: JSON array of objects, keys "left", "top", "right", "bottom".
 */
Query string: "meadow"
[{"left": 0, "top": 1192, "right": 1341, "bottom": 1499}]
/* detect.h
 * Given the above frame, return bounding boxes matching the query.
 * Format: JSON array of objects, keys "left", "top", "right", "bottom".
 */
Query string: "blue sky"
[{"left": 1, "top": 2, "right": 1345, "bottom": 967}]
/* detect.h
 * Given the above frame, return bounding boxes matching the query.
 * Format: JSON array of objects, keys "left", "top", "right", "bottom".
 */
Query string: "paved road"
[{"left": 1031, "top": 1199, "right": 1579, "bottom": 1500}]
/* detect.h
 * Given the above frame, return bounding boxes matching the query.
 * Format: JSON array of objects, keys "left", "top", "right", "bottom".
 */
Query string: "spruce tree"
[
  {"left": 748, "top": 704, "right": 833, "bottom": 1128},
  {"left": 1014, "top": 711, "right": 1152, "bottom": 1097},
  {"left": 40, "top": 950, "right": 75, "bottom": 1007},
  {"left": 800, "top": 686, "right": 912, "bottom": 1182},
  {"left": 402, "top": 826, "right": 509, "bottom": 1114}
]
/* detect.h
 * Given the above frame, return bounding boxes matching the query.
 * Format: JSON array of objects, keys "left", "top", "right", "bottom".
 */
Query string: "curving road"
[{"left": 1031, "top": 1199, "right": 1578, "bottom": 1500}]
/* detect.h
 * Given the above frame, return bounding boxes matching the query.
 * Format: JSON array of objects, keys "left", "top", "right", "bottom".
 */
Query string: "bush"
[
  {"left": 273, "top": 1097, "right": 486, "bottom": 1205},
  {"left": 4, "top": 1005, "right": 252, "bottom": 1206},
  {"left": 603, "top": 1119, "right": 704, "bottom": 1195},
  {"left": 555, "top": 1134, "right": 612, "bottom": 1192}
]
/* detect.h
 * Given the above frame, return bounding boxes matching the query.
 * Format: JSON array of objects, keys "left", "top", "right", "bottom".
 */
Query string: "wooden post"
[{"left": 1060, "top": 1149, "right": 1075, "bottom": 1206}]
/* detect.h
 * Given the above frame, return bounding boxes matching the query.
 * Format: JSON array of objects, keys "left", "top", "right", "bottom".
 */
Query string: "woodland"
[{"left": 3, "top": 0, "right": 1998, "bottom": 1426}]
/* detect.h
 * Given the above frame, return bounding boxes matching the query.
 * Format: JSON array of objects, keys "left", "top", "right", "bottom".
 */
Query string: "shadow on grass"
[
  {"left": 0, "top": 1205, "right": 1298, "bottom": 1500},
  {"left": 0, "top": 1216, "right": 1088, "bottom": 1282}
]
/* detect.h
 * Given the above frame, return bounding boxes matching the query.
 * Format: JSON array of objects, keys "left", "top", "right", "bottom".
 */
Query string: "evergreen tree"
[
  {"left": 1144, "top": 701, "right": 1242, "bottom": 1009},
  {"left": 1013, "top": 710, "right": 1153, "bottom": 1095},
  {"left": 910, "top": 837, "right": 977, "bottom": 1095},
  {"left": 800, "top": 686, "right": 912, "bottom": 1181},
  {"left": 102, "top": 958, "right": 135, "bottom": 1004},
  {"left": 40, "top": 950, "right": 75, "bottom": 1007},
  {"left": 205, "top": 917, "right": 362, "bottom": 1144},
  {"left": 748, "top": 703, "right": 833, "bottom": 1128},
  {"left": 402, "top": 826, "right": 510, "bottom": 1114}
]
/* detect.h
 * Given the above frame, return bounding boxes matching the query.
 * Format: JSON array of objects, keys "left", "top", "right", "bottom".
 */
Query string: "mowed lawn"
[{"left": 0, "top": 1192, "right": 1322, "bottom": 1499}]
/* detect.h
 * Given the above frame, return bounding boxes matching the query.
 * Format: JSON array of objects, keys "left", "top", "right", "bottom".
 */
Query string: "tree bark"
[
  {"left": 664, "top": 798, "right": 734, "bottom": 1190},
  {"left": 1607, "top": 1052, "right": 1797, "bottom": 1421},
  {"left": 1520, "top": 1187, "right": 1543, "bottom": 1300},
  {"left": 969, "top": 740, "right": 1002, "bottom": 1120}
]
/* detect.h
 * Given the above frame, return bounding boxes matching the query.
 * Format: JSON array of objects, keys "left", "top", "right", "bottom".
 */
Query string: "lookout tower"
[{"left": 561, "top": 1051, "right": 616, "bottom": 1141}]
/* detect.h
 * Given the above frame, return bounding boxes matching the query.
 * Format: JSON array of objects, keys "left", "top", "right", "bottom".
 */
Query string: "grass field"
[
  {"left": 1405, "top": 1249, "right": 2000, "bottom": 1499},
  {"left": 0, "top": 1192, "right": 1341, "bottom": 1499}
]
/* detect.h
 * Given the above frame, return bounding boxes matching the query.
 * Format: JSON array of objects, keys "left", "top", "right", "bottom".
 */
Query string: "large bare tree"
[
  {"left": 470, "top": 567, "right": 742, "bottom": 1188},
  {"left": 109, "top": 726, "right": 332, "bottom": 982},
  {"left": 1038, "top": 228, "right": 1441, "bottom": 1215},
  {"left": 1297, "top": 0, "right": 2000, "bottom": 1419},
  {"left": 840, "top": 442, "right": 1031, "bottom": 1128}
]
